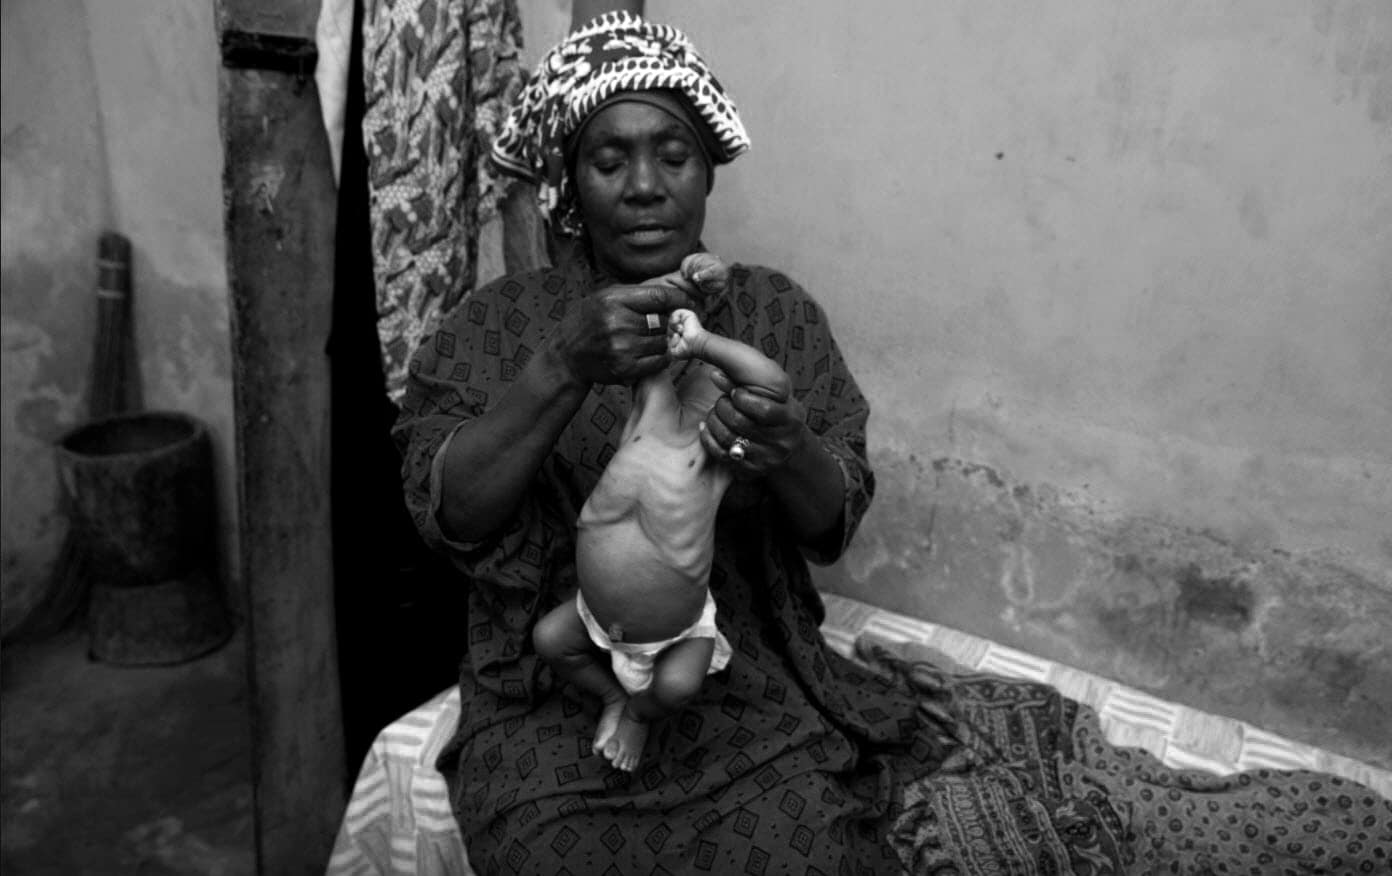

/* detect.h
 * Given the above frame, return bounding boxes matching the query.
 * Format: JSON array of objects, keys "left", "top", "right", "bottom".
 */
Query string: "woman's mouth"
[{"left": 622, "top": 226, "right": 674, "bottom": 246}]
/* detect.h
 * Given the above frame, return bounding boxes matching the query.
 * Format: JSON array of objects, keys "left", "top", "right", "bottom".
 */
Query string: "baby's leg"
[
  {"left": 600, "top": 637, "right": 716, "bottom": 772},
  {"left": 532, "top": 601, "right": 630, "bottom": 755}
]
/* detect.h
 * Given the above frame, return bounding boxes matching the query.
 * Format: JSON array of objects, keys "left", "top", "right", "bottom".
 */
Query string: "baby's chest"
[{"left": 601, "top": 434, "right": 715, "bottom": 502}]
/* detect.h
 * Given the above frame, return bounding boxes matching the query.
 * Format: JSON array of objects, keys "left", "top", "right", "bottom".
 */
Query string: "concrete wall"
[
  {"left": 1, "top": 0, "right": 236, "bottom": 634},
  {"left": 546, "top": 0, "right": 1389, "bottom": 768}
]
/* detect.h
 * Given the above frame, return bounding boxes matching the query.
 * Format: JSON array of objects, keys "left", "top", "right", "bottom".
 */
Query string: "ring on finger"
[
  {"left": 728, "top": 436, "right": 751, "bottom": 462},
  {"left": 645, "top": 312, "right": 662, "bottom": 332}
]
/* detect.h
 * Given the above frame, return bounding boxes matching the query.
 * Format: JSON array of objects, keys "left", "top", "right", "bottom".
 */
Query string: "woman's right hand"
[{"left": 551, "top": 282, "right": 695, "bottom": 385}]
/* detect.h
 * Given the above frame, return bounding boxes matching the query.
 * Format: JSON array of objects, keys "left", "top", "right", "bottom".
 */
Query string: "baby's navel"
[{"left": 687, "top": 458, "right": 696, "bottom": 468}]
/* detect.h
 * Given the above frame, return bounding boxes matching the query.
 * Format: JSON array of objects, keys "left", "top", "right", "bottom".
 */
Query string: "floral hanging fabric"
[{"left": 360, "top": 0, "right": 526, "bottom": 402}]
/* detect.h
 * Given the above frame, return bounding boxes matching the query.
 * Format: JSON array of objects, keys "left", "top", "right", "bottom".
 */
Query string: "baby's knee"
[
  {"left": 650, "top": 663, "right": 705, "bottom": 713},
  {"left": 532, "top": 607, "right": 568, "bottom": 659}
]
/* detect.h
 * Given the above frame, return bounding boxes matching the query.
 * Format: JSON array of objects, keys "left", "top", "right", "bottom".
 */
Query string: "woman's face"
[{"left": 573, "top": 100, "right": 709, "bottom": 283}]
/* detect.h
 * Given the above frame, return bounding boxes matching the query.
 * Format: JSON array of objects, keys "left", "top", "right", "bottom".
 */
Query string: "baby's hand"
[
  {"left": 649, "top": 254, "right": 729, "bottom": 301},
  {"left": 680, "top": 253, "right": 729, "bottom": 300},
  {"left": 667, "top": 309, "right": 708, "bottom": 360}
]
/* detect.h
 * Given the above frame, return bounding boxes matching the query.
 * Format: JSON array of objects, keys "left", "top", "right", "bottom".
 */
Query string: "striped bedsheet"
[{"left": 325, "top": 593, "right": 1391, "bottom": 875}]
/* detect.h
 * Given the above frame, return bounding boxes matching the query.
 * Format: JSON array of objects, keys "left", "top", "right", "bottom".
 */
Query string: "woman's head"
[
  {"left": 570, "top": 92, "right": 710, "bottom": 280},
  {"left": 492, "top": 12, "right": 750, "bottom": 263}
]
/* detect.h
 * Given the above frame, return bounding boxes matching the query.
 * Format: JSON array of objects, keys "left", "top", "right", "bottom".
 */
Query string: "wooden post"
[{"left": 215, "top": 1, "right": 345, "bottom": 872}]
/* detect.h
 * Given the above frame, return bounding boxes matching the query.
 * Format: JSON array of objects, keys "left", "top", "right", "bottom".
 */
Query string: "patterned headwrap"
[{"left": 492, "top": 11, "right": 751, "bottom": 237}]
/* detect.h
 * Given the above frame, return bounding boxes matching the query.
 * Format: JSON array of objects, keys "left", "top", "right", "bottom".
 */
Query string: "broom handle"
[{"left": 91, "top": 232, "right": 131, "bottom": 421}]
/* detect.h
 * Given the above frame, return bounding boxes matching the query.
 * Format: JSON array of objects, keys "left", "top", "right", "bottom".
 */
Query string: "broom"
[
  {"left": 10, "top": 232, "right": 134, "bottom": 640},
  {"left": 89, "top": 231, "right": 133, "bottom": 420}
]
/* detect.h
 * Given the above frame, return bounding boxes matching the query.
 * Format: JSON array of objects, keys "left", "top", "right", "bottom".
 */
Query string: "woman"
[{"left": 393, "top": 12, "right": 945, "bottom": 874}]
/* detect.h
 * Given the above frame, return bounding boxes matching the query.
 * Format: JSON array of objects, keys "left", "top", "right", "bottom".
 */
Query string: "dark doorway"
[{"left": 327, "top": 0, "right": 466, "bottom": 773}]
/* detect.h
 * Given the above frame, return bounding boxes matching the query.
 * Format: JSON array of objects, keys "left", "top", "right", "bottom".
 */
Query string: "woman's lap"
[
  {"left": 445, "top": 652, "right": 923, "bottom": 875},
  {"left": 469, "top": 763, "right": 903, "bottom": 875}
]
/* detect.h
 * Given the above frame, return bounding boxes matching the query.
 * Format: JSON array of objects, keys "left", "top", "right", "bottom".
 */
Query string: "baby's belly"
[
  {"left": 577, "top": 445, "right": 727, "bottom": 637},
  {"left": 576, "top": 520, "right": 709, "bottom": 642}
]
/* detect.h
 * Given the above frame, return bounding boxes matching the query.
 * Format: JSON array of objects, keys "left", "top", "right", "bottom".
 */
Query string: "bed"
[{"left": 325, "top": 592, "right": 1392, "bottom": 875}]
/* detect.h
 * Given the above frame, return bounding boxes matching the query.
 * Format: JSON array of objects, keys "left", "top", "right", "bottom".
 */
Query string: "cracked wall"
[
  {"left": 647, "top": 0, "right": 1392, "bottom": 768},
  {"left": 834, "top": 452, "right": 1391, "bottom": 769}
]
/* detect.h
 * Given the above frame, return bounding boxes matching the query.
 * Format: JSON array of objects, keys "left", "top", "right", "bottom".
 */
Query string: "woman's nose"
[{"left": 622, "top": 155, "right": 662, "bottom": 201}]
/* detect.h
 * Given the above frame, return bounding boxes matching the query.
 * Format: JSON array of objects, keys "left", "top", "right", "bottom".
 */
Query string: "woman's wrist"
[
  {"left": 767, "top": 424, "right": 845, "bottom": 544},
  {"left": 537, "top": 335, "right": 591, "bottom": 397},
  {"left": 774, "top": 422, "right": 819, "bottom": 477}
]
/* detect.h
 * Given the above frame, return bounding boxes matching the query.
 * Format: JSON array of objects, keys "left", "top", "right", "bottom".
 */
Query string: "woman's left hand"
[{"left": 699, "top": 369, "right": 808, "bottom": 476}]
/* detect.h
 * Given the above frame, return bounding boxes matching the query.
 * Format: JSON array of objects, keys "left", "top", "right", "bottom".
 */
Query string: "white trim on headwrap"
[{"left": 492, "top": 11, "right": 751, "bottom": 236}]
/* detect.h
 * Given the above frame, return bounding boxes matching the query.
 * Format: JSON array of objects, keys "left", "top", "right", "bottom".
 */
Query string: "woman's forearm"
[
  {"left": 438, "top": 345, "right": 590, "bottom": 543},
  {"left": 766, "top": 424, "right": 847, "bottom": 548}
]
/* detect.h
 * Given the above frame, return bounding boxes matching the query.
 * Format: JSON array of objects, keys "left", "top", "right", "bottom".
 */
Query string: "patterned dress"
[{"left": 393, "top": 251, "right": 948, "bottom": 875}]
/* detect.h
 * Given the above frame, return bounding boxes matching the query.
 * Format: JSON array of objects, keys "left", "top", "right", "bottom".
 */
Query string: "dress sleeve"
[
  {"left": 732, "top": 267, "right": 876, "bottom": 565},
  {"left": 391, "top": 280, "right": 578, "bottom": 594}
]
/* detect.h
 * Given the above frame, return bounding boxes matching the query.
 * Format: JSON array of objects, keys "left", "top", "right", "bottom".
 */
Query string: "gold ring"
[
  {"left": 728, "top": 437, "right": 750, "bottom": 461},
  {"left": 646, "top": 313, "right": 662, "bottom": 332}
]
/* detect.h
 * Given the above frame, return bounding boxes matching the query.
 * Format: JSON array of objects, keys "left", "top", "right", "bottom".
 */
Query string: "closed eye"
[
  {"left": 589, "top": 149, "right": 626, "bottom": 173},
  {"left": 659, "top": 147, "right": 693, "bottom": 168}
]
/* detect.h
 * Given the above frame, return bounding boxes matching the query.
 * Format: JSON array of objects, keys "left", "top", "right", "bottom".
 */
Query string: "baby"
[{"left": 532, "top": 253, "right": 790, "bottom": 771}]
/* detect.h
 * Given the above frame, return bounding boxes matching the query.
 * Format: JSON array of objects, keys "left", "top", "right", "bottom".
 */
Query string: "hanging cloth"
[{"left": 359, "top": 0, "right": 527, "bottom": 402}]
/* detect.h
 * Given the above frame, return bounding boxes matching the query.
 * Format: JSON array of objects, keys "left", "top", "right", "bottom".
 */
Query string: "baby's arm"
[
  {"left": 668, "top": 310, "right": 789, "bottom": 402},
  {"left": 662, "top": 254, "right": 790, "bottom": 401}
]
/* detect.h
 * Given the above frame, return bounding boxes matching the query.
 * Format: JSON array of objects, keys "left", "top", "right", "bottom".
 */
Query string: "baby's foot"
[
  {"left": 593, "top": 696, "right": 627, "bottom": 757},
  {"left": 600, "top": 707, "right": 650, "bottom": 773},
  {"left": 667, "top": 308, "right": 708, "bottom": 360}
]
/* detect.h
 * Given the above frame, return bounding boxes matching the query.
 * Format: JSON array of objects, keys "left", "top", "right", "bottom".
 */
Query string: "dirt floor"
[{"left": 1, "top": 623, "right": 254, "bottom": 875}]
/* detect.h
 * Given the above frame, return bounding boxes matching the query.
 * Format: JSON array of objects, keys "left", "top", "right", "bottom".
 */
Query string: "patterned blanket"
[{"left": 859, "top": 637, "right": 1391, "bottom": 874}]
